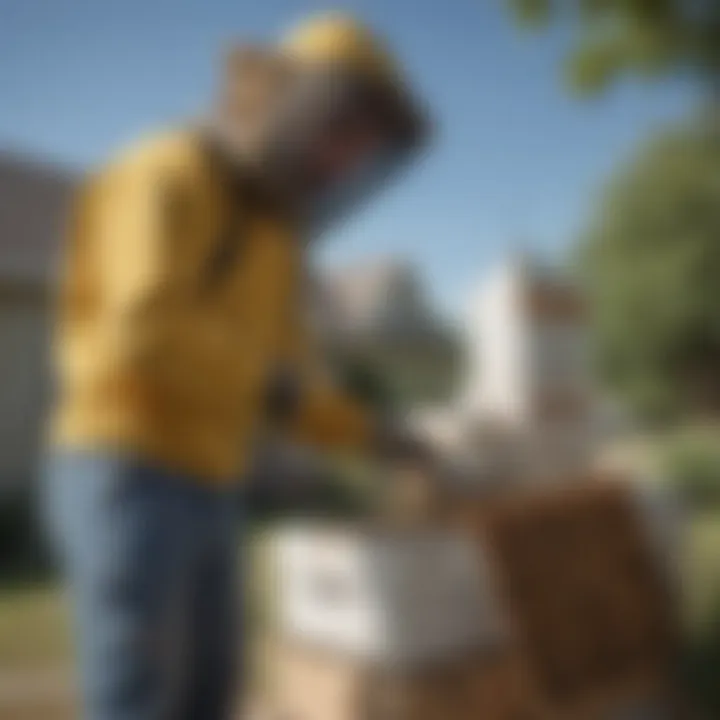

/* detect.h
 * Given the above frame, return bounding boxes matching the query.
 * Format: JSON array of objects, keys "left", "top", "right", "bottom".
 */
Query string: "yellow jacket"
[{"left": 51, "top": 129, "right": 370, "bottom": 483}]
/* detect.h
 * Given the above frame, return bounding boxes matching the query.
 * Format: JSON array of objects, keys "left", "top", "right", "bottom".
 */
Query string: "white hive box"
[{"left": 272, "top": 524, "right": 504, "bottom": 667}]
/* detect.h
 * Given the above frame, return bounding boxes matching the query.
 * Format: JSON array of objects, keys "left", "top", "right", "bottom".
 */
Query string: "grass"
[
  {"left": 0, "top": 582, "right": 71, "bottom": 674},
  {"left": 0, "top": 583, "right": 75, "bottom": 720},
  {"left": 683, "top": 514, "right": 720, "bottom": 631}
]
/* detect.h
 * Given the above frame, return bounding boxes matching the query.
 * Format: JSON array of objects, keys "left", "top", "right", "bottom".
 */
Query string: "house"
[
  {"left": 0, "top": 152, "right": 74, "bottom": 490},
  {"left": 313, "top": 258, "right": 461, "bottom": 404}
]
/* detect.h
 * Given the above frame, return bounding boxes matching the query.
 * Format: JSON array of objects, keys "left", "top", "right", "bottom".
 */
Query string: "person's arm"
[
  {"left": 267, "top": 287, "right": 431, "bottom": 464},
  {"left": 267, "top": 304, "right": 372, "bottom": 450}
]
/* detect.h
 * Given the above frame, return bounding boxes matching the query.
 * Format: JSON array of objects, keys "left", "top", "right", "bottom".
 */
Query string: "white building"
[{"left": 414, "top": 256, "right": 597, "bottom": 486}]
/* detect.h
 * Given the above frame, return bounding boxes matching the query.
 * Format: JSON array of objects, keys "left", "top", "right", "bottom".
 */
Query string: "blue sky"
[{"left": 0, "top": 0, "right": 696, "bottom": 314}]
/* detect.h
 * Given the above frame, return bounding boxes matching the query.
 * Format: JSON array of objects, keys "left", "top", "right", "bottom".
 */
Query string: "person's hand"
[
  {"left": 373, "top": 418, "right": 441, "bottom": 522},
  {"left": 372, "top": 416, "right": 436, "bottom": 468}
]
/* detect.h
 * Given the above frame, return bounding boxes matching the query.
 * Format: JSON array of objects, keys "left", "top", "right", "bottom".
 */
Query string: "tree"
[
  {"left": 335, "top": 354, "right": 397, "bottom": 412},
  {"left": 508, "top": 0, "right": 720, "bottom": 94},
  {"left": 578, "top": 120, "right": 720, "bottom": 420},
  {"left": 505, "top": 2, "right": 720, "bottom": 420}
]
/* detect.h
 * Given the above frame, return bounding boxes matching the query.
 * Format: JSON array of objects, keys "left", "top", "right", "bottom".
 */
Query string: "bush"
[
  {"left": 683, "top": 584, "right": 720, "bottom": 717},
  {"left": 663, "top": 432, "right": 720, "bottom": 510},
  {"left": 0, "top": 487, "right": 51, "bottom": 584}
]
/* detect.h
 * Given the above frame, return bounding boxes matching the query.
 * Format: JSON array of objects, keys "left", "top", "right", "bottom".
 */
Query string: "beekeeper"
[{"left": 45, "top": 13, "right": 431, "bottom": 720}]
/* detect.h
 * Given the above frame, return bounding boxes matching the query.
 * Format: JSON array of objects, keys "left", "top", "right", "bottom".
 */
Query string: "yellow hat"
[{"left": 280, "top": 14, "right": 400, "bottom": 83}]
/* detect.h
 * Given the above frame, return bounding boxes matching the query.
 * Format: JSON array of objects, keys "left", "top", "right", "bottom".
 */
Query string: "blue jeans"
[{"left": 43, "top": 450, "right": 243, "bottom": 720}]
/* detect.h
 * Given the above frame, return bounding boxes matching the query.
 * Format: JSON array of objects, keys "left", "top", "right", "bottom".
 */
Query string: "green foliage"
[
  {"left": 577, "top": 121, "right": 720, "bottom": 421},
  {"left": 337, "top": 356, "right": 396, "bottom": 411},
  {"left": 333, "top": 353, "right": 400, "bottom": 414},
  {"left": 662, "top": 430, "right": 720, "bottom": 509},
  {"left": 509, "top": 0, "right": 551, "bottom": 25},
  {"left": 0, "top": 488, "right": 51, "bottom": 583},
  {"left": 507, "top": 0, "right": 720, "bottom": 93},
  {"left": 683, "top": 591, "right": 720, "bottom": 715}
]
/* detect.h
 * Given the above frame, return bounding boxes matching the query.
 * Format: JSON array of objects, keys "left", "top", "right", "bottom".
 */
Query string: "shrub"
[
  {"left": 0, "top": 486, "right": 51, "bottom": 583},
  {"left": 662, "top": 431, "right": 720, "bottom": 510}
]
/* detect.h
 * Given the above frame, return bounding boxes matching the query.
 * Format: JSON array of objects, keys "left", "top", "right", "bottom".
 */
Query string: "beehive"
[
  {"left": 267, "top": 479, "right": 683, "bottom": 719},
  {"left": 470, "top": 480, "right": 682, "bottom": 718}
]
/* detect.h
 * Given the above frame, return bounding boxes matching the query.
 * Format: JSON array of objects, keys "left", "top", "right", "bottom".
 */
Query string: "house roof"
[{"left": 314, "top": 257, "right": 457, "bottom": 354}]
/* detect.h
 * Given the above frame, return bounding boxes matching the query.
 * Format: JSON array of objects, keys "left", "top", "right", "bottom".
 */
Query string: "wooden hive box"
[
  {"left": 268, "top": 639, "right": 543, "bottom": 720},
  {"left": 461, "top": 479, "right": 684, "bottom": 719}
]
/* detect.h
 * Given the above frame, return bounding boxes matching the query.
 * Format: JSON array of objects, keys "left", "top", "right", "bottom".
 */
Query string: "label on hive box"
[
  {"left": 272, "top": 524, "right": 506, "bottom": 666},
  {"left": 478, "top": 481, "right": 679, "bottom": 716}
]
